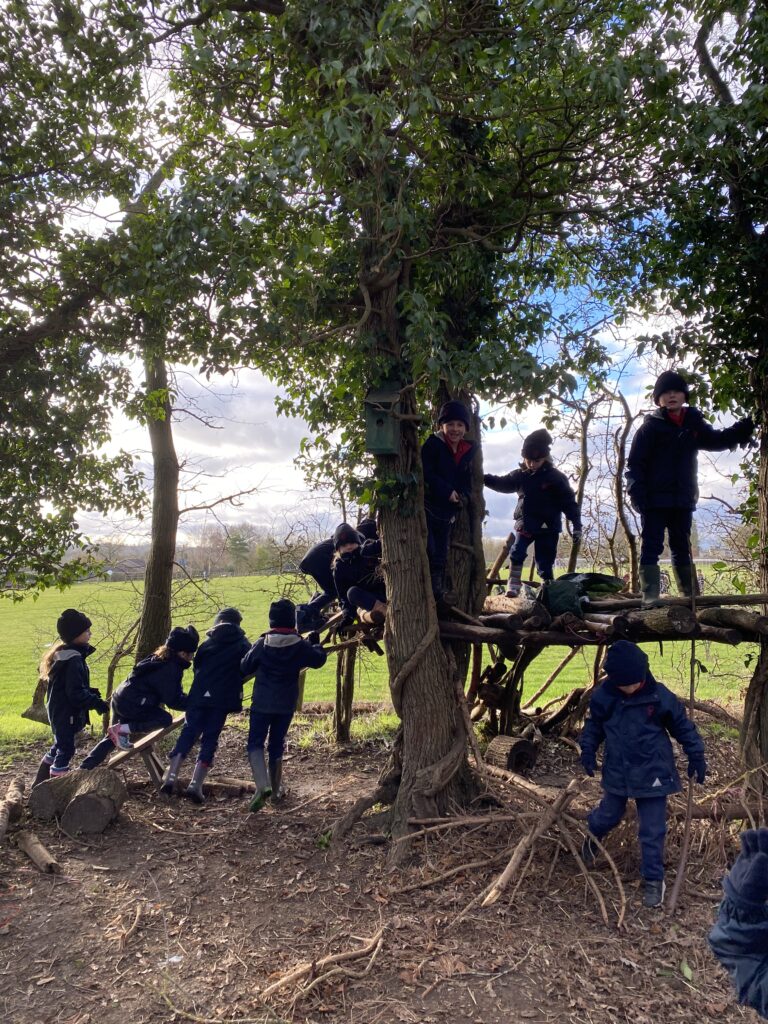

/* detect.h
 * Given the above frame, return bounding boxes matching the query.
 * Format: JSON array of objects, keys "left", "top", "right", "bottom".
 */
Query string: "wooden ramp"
[{"left": 106, "top": 715, "right": 185, "bottom": 787}]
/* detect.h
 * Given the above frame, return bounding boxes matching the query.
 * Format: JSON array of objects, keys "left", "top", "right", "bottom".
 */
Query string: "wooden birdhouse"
[{"left": 364, "top": 382, "right": 402, "bottom": 455}]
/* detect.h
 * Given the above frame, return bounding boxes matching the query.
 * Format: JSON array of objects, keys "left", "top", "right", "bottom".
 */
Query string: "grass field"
[{"left": 0, "top": 572, "right": 755, "bottom": 750}]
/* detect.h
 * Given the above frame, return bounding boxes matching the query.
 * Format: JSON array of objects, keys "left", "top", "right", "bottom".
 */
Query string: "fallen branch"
[
  {"left": 0, "top": 777, "right": 25, "bottom": 841},
  {"left": 15, "top": 829, "right": 60, "bottom": 873},
  {"left": 260, "top": 926, "right": 386, "bottom": 1001}
]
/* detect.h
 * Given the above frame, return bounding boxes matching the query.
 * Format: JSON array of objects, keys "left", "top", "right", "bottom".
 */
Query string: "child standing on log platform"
[
  {"left": 34, "top": 609, "right": 110, "bottom": 784},
  {"left": 241, "top": 599, "right": 327, "bottom": 811},
  {"left": 626, "top": 369, "right": 753, "bottom": 607},
  {"left": 160, "top": 607, "right": 251, "bottom": 803},
  {"left": 421, "top": 400, "right": 477, "bottom": 612},
  {"left": 579, "top": 640, "right": 706, "bottom": 908},
  {"left": 483, "top": 429, "right": 581, "bottom": 597},
  {"left": 80, "top": 625, "right": 199, "bottom": 769}
]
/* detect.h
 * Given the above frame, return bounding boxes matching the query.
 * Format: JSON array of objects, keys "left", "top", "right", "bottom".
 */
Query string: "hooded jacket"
[
  {"left": 626, "top": 406, "right": 753, "bottom": 511},
  {"left": 241, "top": 631, "right": 327, "bottom": 715},
  {"left": 710, "top": 892, "right": 768, "bottom": 1019},
  {"left": 112, "top": 653, "right": 191, "bottom": 720},
  {"left": 422, "top": 433, "right": 477, "bottom": 517},
  {"left": 186, "top": 622, "right": 251, "bottom": 713},
  {"left": 332, "top": 539, "right": 385, "bottom": 615},
  {"left": 45, "top": 644, "right": 100, "bottom": 734},
  {"left": 484, "top": 461, "right": 581, "bottom": 535},
  {"left": 579, "top": 673, "right": 704, "bottom": 798}
]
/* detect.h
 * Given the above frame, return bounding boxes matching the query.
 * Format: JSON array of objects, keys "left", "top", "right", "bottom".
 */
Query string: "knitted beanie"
[
  {"left": 56, "top": 609, "right": 92, "bottom": 644},
  {"left": 521, "top": 429, "right": 553, "bottom": 459},
  {"left": 603, "top": 640, "right": 649, "bottom": 687},
  {"left": 269, "top": 599, "right": 296, "bottom": 629},
  {"left": 333, "top": 523, "right": 360, "bottom": 550},
  {"left": 357, "top": 518, "right": 378, "bottom": 540},
  {"left": 437, "top": 400, "right": 471, "bottom": 430},
  {"left": 166, "top": 625, "right": 200, "bottom": 654},
  {"left": 214, "top": 606, "right": 242, "bottom": 626},
  {"left": 652, "top": 371, "right": 689, "bottom": 405}
]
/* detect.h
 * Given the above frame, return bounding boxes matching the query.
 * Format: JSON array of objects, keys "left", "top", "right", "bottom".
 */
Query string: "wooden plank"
[
  {"left": 140, "top": 750, "right": 164, "bottom": 788},
  {"left": 106, "top": 715, "right": 185, "bottom": 769}
]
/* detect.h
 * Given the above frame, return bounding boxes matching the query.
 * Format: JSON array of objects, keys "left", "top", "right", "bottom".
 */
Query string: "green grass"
[{"left": 1, "top": 570, "right": 755, "bottom": 749}]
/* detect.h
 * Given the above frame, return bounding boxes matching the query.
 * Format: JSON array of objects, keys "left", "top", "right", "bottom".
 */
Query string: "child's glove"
[
  {"left": 580, "top": 752, "right": 596, "bottom": 777},
  {"left": 306, "top": 631, "right": 321, "bottom": 646},
  {"left": 723, "top": 829, "right": 768, "bottom": 909},
  {"left": 687, "top": 756, "right": 707, "bottom": 784},
  {"left": 94, "top": 698, "right": 110, "bottom": 715}
]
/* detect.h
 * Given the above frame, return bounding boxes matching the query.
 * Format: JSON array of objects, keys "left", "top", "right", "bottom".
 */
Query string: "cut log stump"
[
  {"left": 484, "top": 736, "right": 539, "bottom": 774},
  {"left": 16, "top": 830, "right": 60, "bottom": 873},
  {"left": 0, "top": 777, "right": 25, "bottom": 841},
  {"left": 29, "top": 768, "right": 127, "bottom": 834}
]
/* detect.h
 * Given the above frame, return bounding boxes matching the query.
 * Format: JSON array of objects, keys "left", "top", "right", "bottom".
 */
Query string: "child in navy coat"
[
  {"left": 241, "top": 599, "right": 327, "bottom": 811},
  {"left": 710, "top": 828, "right": 768, "bottom": 1018},
  {"left": 579, "top": 640, "right": 706, "bottom": 907},
  {"left": 421, "top": 400, "right": 477, "bottom": 609},
  {"left": 160, "top": 607, "right": 251, "bottom": 804},
  {"left": 626, "top": 369, "right": 753, "bottom": 606},
  {"left": 80, "top": 624, "right": 199, "bottom": 769},
  {"left": 484, "top": 429, "right": 581, "bottom": 596},
  {"left": 331, "top": 523, "right": 387, "bottom": 625},
  {"left": 35, "top": 609, "right": 110, "bottom": 784}
]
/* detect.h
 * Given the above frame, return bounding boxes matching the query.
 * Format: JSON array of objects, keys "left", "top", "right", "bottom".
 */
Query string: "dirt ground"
[{"left": 0, "top": 714, "right": 758, "bottom": 1024}]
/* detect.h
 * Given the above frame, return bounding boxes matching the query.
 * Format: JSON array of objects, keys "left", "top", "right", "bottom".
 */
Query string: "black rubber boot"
[
  {"left": 643, "top": 879, "right": 665, "bottom": 908},
  {"left": 183, "top": 761, "right": 209, "bottom": 805},
  {"left": 32, "top": 759, "right": 51, "bottom": 788},
  {"left": 269, "top": 758, "right": 285, "bottom": 803},
  {"left": 248, "top": 749, "right": 272, "bottom": 812},
  {"left": 161, "top": 753, "right": 185, "bottom": 795},
  {"left": 581, "top": 835, "right": 599, "bottom": 869},
  {"left": 673, "top": 565, "right": 698, "bottom": 598},
  {"left": 506, "top": 563, "right": 523, "bottom": 598},
  {"left": 639, "top": 565, "right": 663, "bottom": 608}
]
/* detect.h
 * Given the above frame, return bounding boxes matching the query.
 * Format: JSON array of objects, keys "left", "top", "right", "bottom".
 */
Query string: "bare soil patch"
[{"left": 0, "top": 715, "right": 753, "bottom": 1024}]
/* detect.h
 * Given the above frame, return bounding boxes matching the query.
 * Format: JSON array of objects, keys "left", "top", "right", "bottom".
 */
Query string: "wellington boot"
[
  {"left": 183, "top": 761, "right": 209, "bottom": 805},
  {"left": 506, "top": 563, "right": 523, "bottom": 598},
  {"left": 673, "top": 564, "right": 698, "bottom": 599},
  {"left": 32, "top": 759, "right": 51, "bottom": 788},
  {"left": 269, "top": 758, "right": 285, "bottom": 803},
  {"left": 248, "top": 748, "right": 272, "bottom": 812},
  {"left": 357, "top": 600, "right": 386, "bottom": 626},
  {"left": 161, "top": 753, "right": 185, "bottom": 795},
  {"left": 639, "top": 565, "right": 663, "bottom": 609}
]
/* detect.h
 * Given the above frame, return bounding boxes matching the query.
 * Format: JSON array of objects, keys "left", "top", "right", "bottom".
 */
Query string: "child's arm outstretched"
[
  {"left": 710, "top": 829, "right": 768, "bottom": 1019},
  {"left": 483, "top": 468, "right": 523, "bottom": 493},
  {"left": 579, "top": 692, "right": 607, "bottom": 776}
]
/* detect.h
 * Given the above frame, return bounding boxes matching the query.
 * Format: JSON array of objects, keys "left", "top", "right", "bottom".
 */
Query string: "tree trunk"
[
  {"left": 742, "top": 402, "right": 768, "bottom": 769},
  {"left": 29, "top": 768, "right": 128, "bottom": 834},
  {"left": 334, "top": 645, "right": 356, "bottom": 743},
  {"left": 134, "top": 346, "right": 180, "bottom": 661}
]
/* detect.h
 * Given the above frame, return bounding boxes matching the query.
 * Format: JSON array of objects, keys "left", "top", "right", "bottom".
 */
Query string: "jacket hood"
[
  {"left": 204, "top": 622, "right": 246, "bottom": 644},
  {"left": 264, "top": 632, "right": 303, "bottom": 649},
  {"left": 54, "top": 644, "right": 95, "bottom": 661},
  {"left": 132, "top": 653, "right": 190, "bottom": 676}
]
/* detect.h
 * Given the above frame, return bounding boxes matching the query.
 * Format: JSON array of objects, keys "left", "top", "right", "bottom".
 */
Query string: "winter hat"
[
  {"left": 521, "top": 429, "right": 553, "bottom": 460},
  {"left": 56, "top": 608, "right": 92, "bottom": 644},
  {"left": 166, "top": 624, "right": 200, "bottom": 654},
  {"left": 603, "top": 640, "right": 649, "bottom": 687},
  {"left": 214, "top": 606, "right": 242, "bottom": 626},
  {"left": 652, "top": 370, "right": 689, "bottom": 405},
  {"left": 357, "top": 517, "right": 378, "bottom": 540},
  {"left": 437, "top": 400, "right": 471, "bottom": 430},
  {"left": 269, "top": 599, "right": 296, "bottom": 629},
  {"left": 333, "top": 522, "right": 360, "bottom": 550}
]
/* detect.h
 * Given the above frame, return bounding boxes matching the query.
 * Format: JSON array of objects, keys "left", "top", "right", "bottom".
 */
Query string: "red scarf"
[
  {"left": 667, "top": 408, "right": 686, "bottom": 427},
  {"left": 441, "top": 434, "right": 472, "bottom": 465}
]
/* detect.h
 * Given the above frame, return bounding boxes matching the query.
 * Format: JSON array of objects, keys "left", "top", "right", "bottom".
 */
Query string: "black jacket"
[
  {"left": 299, "top": 538, "right": 336, "bottom": 595},
  {"left": 112, "top": 654, "right": 191, "bottom": 720},
  {"left": 422, "top": 434, "right": 477, "bottom": 518},
  {"left": 332, "top": 540, "right": 385, "bottom": 615},
  {"left": 484, "top": 461, "right": 581, "bottom": 535},
  {"left": 187, "top": 622, "right": 251, "bottom": 713},
  {"left": 241, "top": 631, "right": 327, "bottom": 715},
  {"left": 626, "top": 407, "right": 753, "bottom": 511},
  {"left": 45, "top": 644, "right": 101, "bottom": 734}
]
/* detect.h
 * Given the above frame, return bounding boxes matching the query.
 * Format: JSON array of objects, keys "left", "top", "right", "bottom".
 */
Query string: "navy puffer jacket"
[
  {"left": 422, "top": 434, "right": 477, "bottom": 518},
  {"left": 241, "top": 631, "right": 327, "bottom": 715},
  {"left": 484, "top": 461, "right": 581, "bottom": 535},
  {"left": 626, "top": 406, "right": 753, "bottom": 511},
  {"left": 112, "top": 654, "right": 191, "bottom": 720},
  {"left": 710, "top": 895, "right": 768, "bottom": 1018},
  {"left": 579, "top": 673, "right": 704, "bottom": 798},
  {"left": 186, "top": 622, "right": 251, "bottom": 713},
  {"left": 45, "top": 644, "right": 101, "bottom": 734},
  {"left": 299, "top": 538, "right": 336, "bottom": 595},
  {"left": 332, "top": 540, "right": 385, "bottom": 615}
]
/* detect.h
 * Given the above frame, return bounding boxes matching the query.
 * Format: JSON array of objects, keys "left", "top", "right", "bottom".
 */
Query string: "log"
[
  {"left": 484, "top": 736, "right": 538, "bottom": 773},
  {"left": 697, "top": 624, "right": 742, "bottom": 645},
  {"left": 29, "top": 768, "right": 128, "bottom": 834},
  {"left": 697, "top": 607, "right": 768, "bottom": 636},
  {"left": 478, "top": 612, "right": 525, "bottom": 631},
  {"left": 625, "top": 605, "right": 697, "bottom": 635},
  {"left": 15, "top": 830, "right": 60, "bottom": 873},
  {"left": 0, "top": 777, "right": 25, "bottom": 841},
  {"left": 439, "top": 621, "right": 520, "bottom": 645},
  {"left": 588, "top": 593, "right": 768, "bottom": 612}
]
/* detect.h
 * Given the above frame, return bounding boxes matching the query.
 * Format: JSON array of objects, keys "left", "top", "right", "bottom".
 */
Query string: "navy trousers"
[
  {"left": 170, "top": 707, "right": 229, "bottom": 766},
  {"left": 247, "top": 711, "right": 293, "bottom": 759},
  {"left": 425, "top": 508, "right": 454, "bottom": 596},
  {"left": 640, "top": 508, "right": 693, "bottom": 566},
  {"left": 510, "top": 529, "right": 559, "bottom": 580},
  {"left": 347, "top": 585, "right": 385, "bottom": 612},
  {"left": 45, "top": 721, "right": 78, "bottom": 773},
  {"left": 587, "top": 791, "right": 667, "bottom": 880}
]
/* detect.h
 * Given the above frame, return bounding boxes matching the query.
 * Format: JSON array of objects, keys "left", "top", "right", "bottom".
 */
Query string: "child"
[
  {"left": 579, "top": 640, "right": 706, "bottom": 908},
  {"left": 80, "top": 624, "right": 199, "bottom": 769},
  {"left": 35, "top": 609, "right": 109, "bottom": 784},
  {"left": 160, "top": 608, "right": 251, "bottom": 804},
  {"left": 240, "top": 599, "right": 327, "bottom": 811},
  {"left": 709, "top": 828, "right": 768, "bottom": 1018},
  {"left": 483, "top": 429, "right": 581, "bottom": 597},
  {"left": 626, "top": 370, "right": 753, "bottom": 606},
  {"left": 331, "top": 522, "right": 387, "bottom": 625},
  {"left": 421, "top": 400, "right": 477, "bottom": 608}
]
